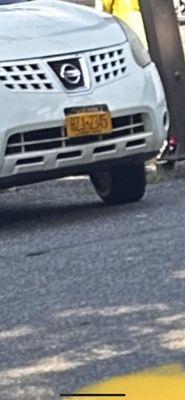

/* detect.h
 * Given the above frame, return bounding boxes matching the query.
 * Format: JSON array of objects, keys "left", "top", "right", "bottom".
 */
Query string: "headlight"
[{"left": 115, "top": 17, "right": 151, "bottom": 68}]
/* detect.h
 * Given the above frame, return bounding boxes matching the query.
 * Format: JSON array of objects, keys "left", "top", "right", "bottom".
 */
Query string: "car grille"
[
  {"left": 5, "top": 114, "right": 145, "bottom": 156},
  {"left": 89, "top": 45, "right": 126, "bottom": 86},
  {"left": 0, "top": 44, "right": 127, "bottom": 92},
  {"left": 0, "top": 62, "right": 57, "bottom": 92}
]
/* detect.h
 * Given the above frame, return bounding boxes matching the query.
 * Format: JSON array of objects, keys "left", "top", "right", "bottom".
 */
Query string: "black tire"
[{"left": 90, "top": 162, "right": 146, "bottom": 205}]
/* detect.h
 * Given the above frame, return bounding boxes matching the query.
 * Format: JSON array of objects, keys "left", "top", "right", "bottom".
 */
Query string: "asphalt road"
[{"left": 0, "top": 176, "right": 185, "bottom": 400}]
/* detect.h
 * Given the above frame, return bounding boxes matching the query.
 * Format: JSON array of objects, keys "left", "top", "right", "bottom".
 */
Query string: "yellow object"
[
  {"left": 103, "top": 0, "right": 147, "bottom": 47},
  {"left": 70, "top": 364, "right": 185, "bottom": 400}
]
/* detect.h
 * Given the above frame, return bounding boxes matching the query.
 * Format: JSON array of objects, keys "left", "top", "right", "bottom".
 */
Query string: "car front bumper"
[{"left": 0, "top": 60, "right": 168, "bottom": 187}]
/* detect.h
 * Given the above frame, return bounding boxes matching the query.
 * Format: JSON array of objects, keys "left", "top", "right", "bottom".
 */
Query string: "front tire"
[{"left": 91, "top": 162, "right": 146, "bottom": 205}]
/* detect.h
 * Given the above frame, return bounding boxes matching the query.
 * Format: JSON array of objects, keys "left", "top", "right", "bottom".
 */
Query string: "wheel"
[{"left": 90, "top": 162, "right": 146, "bottom": 205}]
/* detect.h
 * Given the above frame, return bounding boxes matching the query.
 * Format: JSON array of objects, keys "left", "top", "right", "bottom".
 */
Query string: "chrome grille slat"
[
  {"left": 21, "top": 132, "right": 25, "bottom": 153},
  {"left": 7, "top": 137, "right": 65, "bottom": 147},
  {"left": 113, "top": 122, "right": 144, "bottom": 133}
]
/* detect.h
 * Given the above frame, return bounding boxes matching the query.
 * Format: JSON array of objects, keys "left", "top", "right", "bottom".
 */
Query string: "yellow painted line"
[{"left": 68, "top": 364, "right": 185, "bottom": 400}]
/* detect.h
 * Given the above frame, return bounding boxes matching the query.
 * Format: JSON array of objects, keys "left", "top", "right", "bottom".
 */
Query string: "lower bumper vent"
[{"left": 5, "top": 113, "right": 145, "bottom": 156}]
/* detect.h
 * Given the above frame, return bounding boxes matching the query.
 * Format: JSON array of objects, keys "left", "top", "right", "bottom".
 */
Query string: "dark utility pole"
[{"left": 140, "top": 0, "right": 185, "bottom": 161}]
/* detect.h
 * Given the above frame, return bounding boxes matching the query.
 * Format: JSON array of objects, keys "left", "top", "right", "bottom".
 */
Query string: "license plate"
[{"left": 65, "top": 106, "right": 112, "bottom": 138}]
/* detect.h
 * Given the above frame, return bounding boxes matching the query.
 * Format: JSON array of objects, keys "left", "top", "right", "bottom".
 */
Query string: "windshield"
[{"left": 0, "top": 0, "right": 28, "bottom": 4}]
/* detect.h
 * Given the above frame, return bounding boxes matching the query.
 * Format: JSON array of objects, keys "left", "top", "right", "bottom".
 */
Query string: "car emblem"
[{"left": 60, "top": 63, "right": 81, "bottom": 85}]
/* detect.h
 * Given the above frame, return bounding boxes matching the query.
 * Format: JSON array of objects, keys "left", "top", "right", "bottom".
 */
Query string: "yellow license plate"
[{"left": 66, "top": 110, "right": 112, "bottom": 137}]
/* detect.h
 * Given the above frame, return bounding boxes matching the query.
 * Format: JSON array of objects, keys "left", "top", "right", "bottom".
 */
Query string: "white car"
[{"left": 0, "top": 0, "right": 168, "bottom": 204}]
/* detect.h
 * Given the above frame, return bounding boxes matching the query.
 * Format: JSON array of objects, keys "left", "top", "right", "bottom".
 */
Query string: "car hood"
[{"left": 0, "top": 0, "right": 126, "bottom": 61}]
